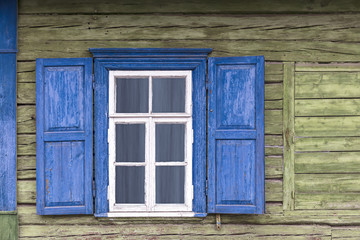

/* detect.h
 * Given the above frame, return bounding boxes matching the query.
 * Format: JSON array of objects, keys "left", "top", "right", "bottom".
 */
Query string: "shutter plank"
[
  {"left": 36, "top": 58, "right": 93, "bottom": 215},
  {"left": 207, "top": 56, "right": 265, "bottom": 214}
]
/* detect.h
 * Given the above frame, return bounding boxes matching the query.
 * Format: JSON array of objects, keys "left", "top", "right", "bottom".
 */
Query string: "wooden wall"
[{"left": 16, "top": 0, "right": 360, "bottom": 239}]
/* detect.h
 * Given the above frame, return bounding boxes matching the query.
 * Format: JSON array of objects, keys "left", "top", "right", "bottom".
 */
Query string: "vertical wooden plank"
[
  {"left": 283, "top": 62, "right": 295, "bottom": 211},
  {"left": 0, "top": 0, "right": 17, "bottom": 212},
  {"left": 0, "top": 214, "right": 17, "bottom": 240}
]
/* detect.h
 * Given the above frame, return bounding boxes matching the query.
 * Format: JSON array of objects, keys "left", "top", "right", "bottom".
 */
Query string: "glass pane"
[
  {"left": 152, "top": 77, "right": 185, "bottom": 113},
  {"left": 116, "top": 124, "right": 145, "bottom": 162},
  {"left": 156, "top": 124, "right": 185, "bottom": 162},
  {"left": 116, "top": 166, "right": 145, "bottom": 204},
  {"left": 116, "top": 77, "right": 148, "bottom": 113},
  {"left": 156, "top": 166, "right": 185, "bottom": 204}
]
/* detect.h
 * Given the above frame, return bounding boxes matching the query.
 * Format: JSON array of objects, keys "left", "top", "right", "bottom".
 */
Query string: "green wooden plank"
[
  {"left": 17, "top": 61, "right": 35, "bottom": 83},
  {"left": 296, "top": 63, "right": 360, "bottom": 72},
  {"left": 17, "top": 83, "right": 35, "bottom": 104},
  {"left": 295, "top": 137, "right": 360, "bottom": 152},
  {"left": 265, "top": 110, "right": 283, "bottom": 135},
  {"left": 283, "top": 62, "right": 295, "bottom": 211},
  {"left": 18, "top": 0, "right": 360, "bottom": 13},
  {"left": 295, "top": 174, "right": 360, "bottom": 193},
  {"left": 295, "top": 99, "right": 360, "bottom": 117},
  {"left": 0, "top": 214, "right": 17, "bottom": 240},
  {"left": 332, "top": 227, "right": 360, "bottom": 239},
  {"left": 265, "top": 157, "right": 283, "bottom": 179},
  {"left": 17, "top": 39, "right": 360, "bottom": 62},
  {"left": 295, "top": 72, "right": 360, "bottom": 99},
  {"left": 265, "top": 100, "right": 283, "bottom": 110},
  {"left": 17, "top": 134, "right": 36, "bottom": 156},
  {"left": 295, "top": 193, "right": 360, "bottom": 210},
  {"left": 18, "top": 224, "right": 330, "bottom": 239},
  {"left": 265, "top": 83, "right": 283, "bottom": 100},
  {"left": 295, "top": 116, "right": 360, "bottom": 137},
  {"left": 17, "top": 105, "right": 35, "bottom": 134},
  {"left": 295, "top": 152, "right": 360, "bottom": 173}
]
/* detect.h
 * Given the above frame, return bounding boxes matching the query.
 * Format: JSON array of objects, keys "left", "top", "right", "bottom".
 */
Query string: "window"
[
  {"left": 108, "top": 71, "right": 193, "bottom": 216},
  {"left": 36, "top": 49, "right": 265, "bottom": 217}
]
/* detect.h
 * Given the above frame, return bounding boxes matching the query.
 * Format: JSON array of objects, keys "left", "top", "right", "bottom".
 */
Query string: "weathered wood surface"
[
  {"left": 283, "top": 62, "right": 295, "bottom": 211},
  {"left": 295, "top": 152, "right": 360, "bottom": 174},
  {"left": 18, "top": 0, "right": 360, "bottom": 13},
  {"left": 0, "top": 214, "right": 17, "bottom": 240},
  {"left": 296, "top": 63, "right": 360, "bottom": 72},
  {"left": 17, "top": 179, "right": 282, "bottom": 204},
  {"left": 295, "top": 99, "right": 360, "bottom": 116},
  {"left": 295, "top": 137, "right": 360, "bottom": 152},
  {"left": 295, "top": 174, "right": 360, "bottom": 193},
  {"left": 295, "top": 116, "right": 360, "bottom": 137},
  {"left": 18, "top": 223, "right": 331, "bottom": 239},
  {"left": 332, "top": 227, "right": 360, "bottom": 239},
  {"left": 18, "top": 14, "right": 360, "bottom": 42},
  {"left": 295, "top": 72, "right": 360, "bottom": 99},
  {"left": 295, "top": 193, "right": 360, "bottom": 210}
]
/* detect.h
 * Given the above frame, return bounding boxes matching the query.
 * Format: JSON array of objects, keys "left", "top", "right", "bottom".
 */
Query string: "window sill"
[{"left": 95, "top": 212, "right": 207, "bottom": 218}]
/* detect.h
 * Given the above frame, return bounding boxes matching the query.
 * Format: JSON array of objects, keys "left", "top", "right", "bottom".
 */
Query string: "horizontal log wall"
[{"left": 16, "top": 0, "right": 360, "bottom": 239}]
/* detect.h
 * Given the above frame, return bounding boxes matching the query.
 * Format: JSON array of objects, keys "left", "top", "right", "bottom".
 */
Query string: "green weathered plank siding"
[
  {"left": 296, "top": 63, "right": 360, "bottom": 72},
  {"left": 295, "top": 99, "right": 360, "bottom": 116},
  {"left": 295, "top": 137, "right": 360, "bottom": 152},
  {"left": 283, "top": 63, "right": 295, "bottom": 211},
  {"left": 295, "top": 72, "right": 360, "bottom": 99},
  {"left": 295, "top": 174, "right": 360, "bottom": 193},
  {"left": 0, "top": 214, "right": 17, "bottom": 240},
  {"left": 295, "top": 152, "right": 360, "bottom": 174},
  {"left": 295, "top": 193, "right": 360, "bottom": 210},
  {"left": 295, "top": 116, "right": 360, "bottom": 137}
]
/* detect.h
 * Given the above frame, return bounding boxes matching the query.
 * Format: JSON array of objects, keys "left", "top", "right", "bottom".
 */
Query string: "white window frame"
[{"left": 107, "top": 70, "right": 194, "bottom": 217}]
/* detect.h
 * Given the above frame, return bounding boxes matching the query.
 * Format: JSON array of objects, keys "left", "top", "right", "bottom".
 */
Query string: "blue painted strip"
[
  {"left": 90, "top": 48, "right": 212, "bottom": 58},
  {"left": 0, "top": 0, "right": 17, "bottom": 212}
]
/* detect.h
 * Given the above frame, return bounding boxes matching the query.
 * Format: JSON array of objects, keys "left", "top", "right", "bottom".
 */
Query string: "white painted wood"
[
  {"left": 108, "top": 70, "right": 193, "bottom": 216},
  {"left": 105, "top": 211, "right": 196, "bottom": 218}
]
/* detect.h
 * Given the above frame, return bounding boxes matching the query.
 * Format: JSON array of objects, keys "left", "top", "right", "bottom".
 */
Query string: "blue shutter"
[
  {"left": 36, "top": 58, "right": 93, "bottom": 215},
  {"left": 207, "top": 56, "right": 265, "bottom": 214}
]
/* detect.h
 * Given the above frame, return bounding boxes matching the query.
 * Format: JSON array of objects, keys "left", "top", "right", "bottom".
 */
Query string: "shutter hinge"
[
  {"left": 92, "top": 181, "right": 96, "bottom": 198},
  {"left": 107, "top": 128, "right": 110, "bottom": 143},
  {"left": 205, "top": 81, "right": 209, "bottom": 90},
  {"left": 205, "top": 179, "right": 208, "bottom": 196},
  {"left": 107, "top": 185, "right": 110, "bottom": 200},
  {"left": 92, "top": 74, "right": 95, "bottom": 89}
]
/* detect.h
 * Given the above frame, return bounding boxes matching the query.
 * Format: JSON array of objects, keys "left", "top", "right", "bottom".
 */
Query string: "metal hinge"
[
  {"left": 191, "top": 185, "right": 194, "bottom": 200},
  {"left": 107, "top": 128, "right": 110, "bottom": 143},
  {"left": 107, "top": 185, "right": 110, "bottom": 200},
  {"left": 92, "top": 74, "right": 95, "bottom": 89},
  {"left": 205, "top": 81, "right": 209, "bottom": 90},
  {"left": 92, "top": 181, "right": 96, "bottom": 198},
  {"left": 205, "top": 179, "right": 208, "bottom": 196}
]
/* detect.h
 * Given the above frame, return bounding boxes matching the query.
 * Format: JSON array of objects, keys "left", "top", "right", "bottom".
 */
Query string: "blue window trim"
[
  {"left": 91, "top": 48, "right": 212, "bottom": 217},
  {"left": 0, "top": 0, "right": 17, "bottom": 211}
]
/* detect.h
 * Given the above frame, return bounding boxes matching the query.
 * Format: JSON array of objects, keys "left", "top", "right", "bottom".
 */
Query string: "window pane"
[
  {"left": 156, "top": 124, "right": 185, "bottom": 162},
  {"left": 156, "top": 166, "right": 185, "bottom": 204},
  {"left": 152, "top": 77, "right": 185, "bottom": 113},
  {"left": 116, "top": 124, "right": 145, "bottom": 162},
  {"left": 116, "top": 77, "right": 148, "bottom": 113},
  {"left": 116, "top": 166, "right": 145, "bottom": 204}
]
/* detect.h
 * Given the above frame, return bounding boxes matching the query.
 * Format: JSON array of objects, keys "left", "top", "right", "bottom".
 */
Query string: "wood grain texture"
[
  {"left": 295, "top": 193, "right": 360, "bottom": 210},
  {"left": 17, "top": 0, "right": 360, "bottom": 14},
  {"left": 295, "top": 152, "right": 360, "bottom": 174},
  {"left": 295, "top": 116, "right": 360, "bottom": 137},
  {"left": 283, "top": 62, "right": 295, "bottom": 211},
  {"left": 295, "top": 174, "right": 360, "bottom": 193},
  {"left": 295, "top": 99, "right": 360, "bottom": 116},
  {"left": 295, "top": 137, "right": 360, "bottom": 152},
  {"left": 0, "top": 54, "right": 17, "bottom": 211},
  {"left": 18, "top": 223, "right": 331, "bottom": 239},
  {"left": 295, "top": 72, "right": 360, "bottom": 99},
  {"left": 0, "top": 214, "right": 17, "bottom": 240}
]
